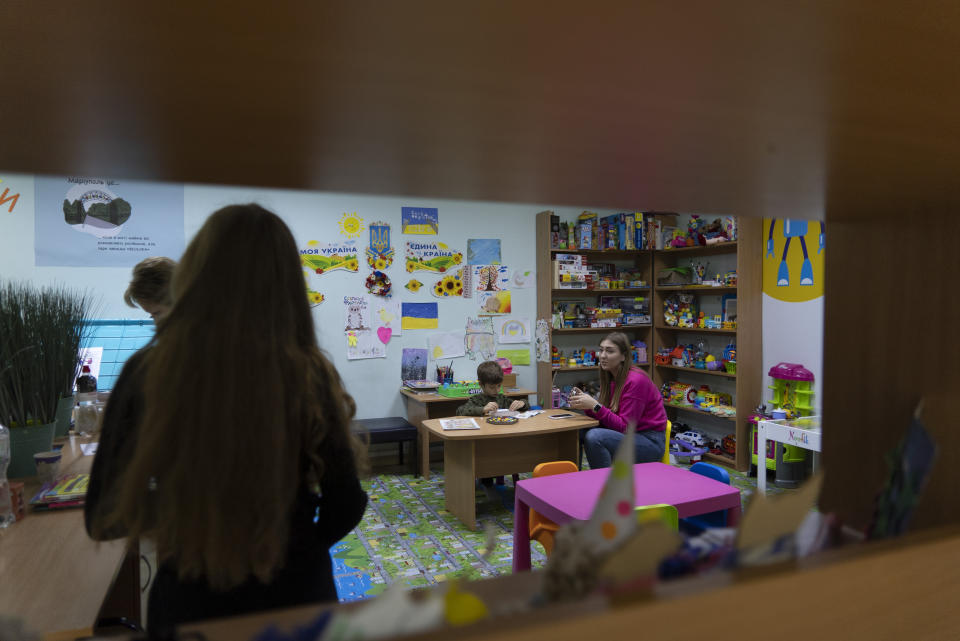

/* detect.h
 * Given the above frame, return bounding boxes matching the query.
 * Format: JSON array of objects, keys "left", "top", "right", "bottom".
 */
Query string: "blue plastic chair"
[{"left": 679, "top": 462, "right": 731, "bottom": 534}]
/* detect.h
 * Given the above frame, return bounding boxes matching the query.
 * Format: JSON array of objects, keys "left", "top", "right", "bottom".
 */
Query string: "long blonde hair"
[
  {"left": 598, "top": 331, "right": 641, "bottom": 413},
  {"left": 98, "top": 205, "right": 364, "bottom": 589}
]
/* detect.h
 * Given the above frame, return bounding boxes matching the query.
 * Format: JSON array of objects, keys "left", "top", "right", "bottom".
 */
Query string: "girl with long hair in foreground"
[{"left": 85, "top": 204, "right": 368, "bottom": 633}]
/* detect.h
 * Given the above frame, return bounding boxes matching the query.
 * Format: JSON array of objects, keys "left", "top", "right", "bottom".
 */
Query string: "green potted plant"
[{"left": 0, "top": 282, "right": 97, "bottom": 478}]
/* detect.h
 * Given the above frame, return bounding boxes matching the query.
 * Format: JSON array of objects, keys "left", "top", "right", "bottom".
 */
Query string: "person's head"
[
  {"left": 100, "top": 204, "right": 364, "bottom": 589},
  {"left": 598, "top": 332, "right": 635, "bottom": 412},
  {"left": 477, "top": 360, "right": 504, "bottom": 396},
  {"left": 123, "top": 256, "right": 176, "bottom": 321}
]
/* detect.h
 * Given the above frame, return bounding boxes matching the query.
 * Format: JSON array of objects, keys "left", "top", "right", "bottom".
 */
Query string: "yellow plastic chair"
[
  {"left": 529, "top": 460, "right": 579, "bottom": 557},
  {"left": 661, "top": 419, "right": 673, "bottom": 464},
  {"left": 635, "top": 503, "right": 679, "bottom": 530}
]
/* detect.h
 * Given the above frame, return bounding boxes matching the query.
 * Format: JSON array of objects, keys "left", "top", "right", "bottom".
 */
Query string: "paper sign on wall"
[
  {"left": 465, "top": 317, "right": 496, "bottom": 361},
  {"left": 478, "top": 290, "right": 511, "bottom": 315},
  {"left": 496, "top": 348, "right": 530, "bottom": 366},
  {"left": 536, "top": 318, "right": 552, "bottom": 363},
  {"left": 346, "top": 329, "right": 386, "bottom": 360},
  {"left": 431, "top": 268, "right": 466, "bottom": 298},
  {"left": 496, "top": 317, "right": 531, "bottom": 344},
  {"left": 467, "top": 239, "right": 501, "bottom": 265},
  {"left": 401, "top": 348, "right": 429, "bottom": 381},
  {"left": 401, "top": 207, "right": 439, "bottom": 235},
  {"left": 302, "top": 239, "right": 359, "bottom": 274},
  {"left": 344, "top": 296, "right": 371, "bottom": 331},
  {"left": 372, "top": 297, "right": 402, "bottom": 336},
  {"left": 471, "top": 265, "right": 510, "bottom": 292},
  {"left": 401, "top": 302, "right": 439, "bottom": 330},
  {"left": 35, "top": 176, "right": 185, "bottom": 267},
  {"left": 428, "top": 331, "right": 466, "bottom": 360},
  {"left": 404, "top": 241, "right": 463, "bottom": 273},
  {"left": 366, "top": 220, "right": 394, "bottom": 269},
  {"left": 511, "top": 269, "right": 534, "bottom": 289}
]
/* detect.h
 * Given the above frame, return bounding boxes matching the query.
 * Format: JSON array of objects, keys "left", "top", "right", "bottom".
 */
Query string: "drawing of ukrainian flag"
[{"left": 401, "top": 302, "right": 439, "bottom": 330}]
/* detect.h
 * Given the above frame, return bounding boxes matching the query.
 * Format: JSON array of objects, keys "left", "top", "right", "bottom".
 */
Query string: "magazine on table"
[
  {"left": 439, "top": 417, "right": 481, "bottom": 431},
  {"left": 29, "top": 473, "right": 89, "bottom": 510}
]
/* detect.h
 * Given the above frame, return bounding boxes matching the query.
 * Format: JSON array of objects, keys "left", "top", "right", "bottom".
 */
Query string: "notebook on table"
[{"left": 29, "top": 473, "right": 89, "bottom": 511}]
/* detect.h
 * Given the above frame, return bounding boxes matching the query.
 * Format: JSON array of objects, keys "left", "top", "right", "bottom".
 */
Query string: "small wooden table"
[
  {"left": 512, "top": 462, "right": 742, "bottom": 571},
  {"left": 0, "top": 435, "right": 133, "bottom": 639},
  {"left": 421, "top": 412, "right": 597, "bottom": 530},
  {"left": 401, "top": 386, "right": 537, "bottom": 478}
]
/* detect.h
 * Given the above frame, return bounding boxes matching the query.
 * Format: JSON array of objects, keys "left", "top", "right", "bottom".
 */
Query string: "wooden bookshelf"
[
  {"left": 654, "top": 325, "right": 737, "bottom": 335},
  {"left": 665, "top": 403, "right": 737, "bottom": 422},
  {"left": 653, "top": 219, "right": 761, "bottom": 471},
  {"left": 656, "top": 285, "right": 737, "bottom": 295},
  {"left": 537, "top": 212, "right": 654, "bottom": 407},
  {"left": 655, "top": 363, "right": 736, "bottom": 378},
  {"left": 552, "top": 288, "right": 650, "bottom": 297},
  {"left": 553, "top": 325, "right": 651, "bottom": 334}
]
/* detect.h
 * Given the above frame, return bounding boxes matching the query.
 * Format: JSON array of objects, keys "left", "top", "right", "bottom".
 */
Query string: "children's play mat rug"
[{"left": 330, "top": 463, "right": 784, "bottom": 602}]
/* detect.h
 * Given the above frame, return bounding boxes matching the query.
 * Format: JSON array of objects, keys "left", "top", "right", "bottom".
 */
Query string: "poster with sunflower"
[
  {"left": 404, "top": 241, "right": 463, "bottom": 273},
  {"left": 300, "top": 239, "right": 360, "bottom": 274},
  {"left": 431, "top": 268, "right": 465, "bottom": 298}
]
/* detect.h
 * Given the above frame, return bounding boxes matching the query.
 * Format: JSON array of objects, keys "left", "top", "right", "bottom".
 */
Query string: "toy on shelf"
[
  {"left": 552, "top": 346, "right": 563, "bottom": 368},
  {"left": 690, "top": 260, "right": 708, "bottom": 285},
  {"left": 670, "top": 438, "right": 708, "bottom": 463},
  {"left": 654, "top": 347, "right": 672, "bottom": 365},
  {"left": 632, "top": 340, "right": 647, "bottom": 364},
  {"left": 767, "top": 362, "right": 815, "bottom": 417},
  {"left": 664, "top": 293, "right": 697, "bottom": 327},
  {"left": 721, "top": 434, "right": 736, "bottom": 457},
  {"left": 722, "top": 343, "right": 736, "bottom": 374},
  {"left": 676, "top": 429, "right": 706, "bottom": 447}
]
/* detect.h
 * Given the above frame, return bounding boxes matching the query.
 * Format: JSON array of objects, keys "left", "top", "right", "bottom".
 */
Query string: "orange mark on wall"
[{"left": 0, "top": 187, "right": 20, "bottom": 213}]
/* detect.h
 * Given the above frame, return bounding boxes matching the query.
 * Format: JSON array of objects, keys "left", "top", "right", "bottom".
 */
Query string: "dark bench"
[{"left": 352, "top": 417, "right": 418, "bottom": 473}]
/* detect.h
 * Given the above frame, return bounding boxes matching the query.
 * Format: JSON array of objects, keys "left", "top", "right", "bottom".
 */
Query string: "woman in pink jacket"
[{"left": 568, "top": 331, "right": 667, "bottom": 468}]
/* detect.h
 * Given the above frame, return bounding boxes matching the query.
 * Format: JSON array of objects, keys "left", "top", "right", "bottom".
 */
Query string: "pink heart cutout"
[{"left": 377, "top": 327, "right": 392, "bottom": 344}]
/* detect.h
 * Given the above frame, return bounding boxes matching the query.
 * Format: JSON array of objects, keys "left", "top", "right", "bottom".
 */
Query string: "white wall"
[
  {"left": 760, "top": 216, "right": 825, "bottom": 413},
  {"left": 1, "top": 171, "right": 626, "bottom": 419}
]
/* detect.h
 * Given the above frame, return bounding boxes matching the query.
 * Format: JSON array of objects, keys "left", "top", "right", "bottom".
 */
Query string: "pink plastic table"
[{"left": 512, "top": 462, "right": 742, "bottom": 571}]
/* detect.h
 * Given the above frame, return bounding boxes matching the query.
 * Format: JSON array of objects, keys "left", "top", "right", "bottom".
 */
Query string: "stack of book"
[{"left": 29, "top": 473, "right": 89, "bottom": 511}]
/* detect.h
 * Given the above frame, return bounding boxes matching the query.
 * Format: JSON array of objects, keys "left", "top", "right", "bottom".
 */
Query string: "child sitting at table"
[
  {"left": 456, "top": 360, "right": 529, "bottom": 487},
  {"left": 456, "top": 360, "right": 529, "bottom": 416}
]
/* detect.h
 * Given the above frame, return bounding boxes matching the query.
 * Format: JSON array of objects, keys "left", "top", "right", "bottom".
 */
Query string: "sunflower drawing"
[
  {"left": 307, "top": 290, "right": 325, "bottom": 306},
  {"left": 406, "top": 279, "right": 423, "bottom": 292},
  {"left": 345, "top": 257, "right": 359, "bottom": 271},
  {"left": 452, "top": 252, "right": 463, "bottom": 265},
  {"left": 433, "top": 274, "right": 463, "bottom": 297},
  {"left": 406, "top": 259, "right": 418, "bottom": 272}
]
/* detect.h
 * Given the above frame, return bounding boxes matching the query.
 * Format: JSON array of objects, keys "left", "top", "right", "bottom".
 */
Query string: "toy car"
[
  {"left": 676, "top": 430, "right": 706, "bottom": 447},
  {"left": 721, "top": 434, "right": 736, "bottom": 456}
]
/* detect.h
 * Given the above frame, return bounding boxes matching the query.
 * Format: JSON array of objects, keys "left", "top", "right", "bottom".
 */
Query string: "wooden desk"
[
  {"left": 0, "top": 436, "right": 131, "bottom": 639},
  {"left": 401, "top": 387, "right": 536, "bottom": 478},
  {"left": 421, "top": 413, "right": 597, "bottom": 530}
]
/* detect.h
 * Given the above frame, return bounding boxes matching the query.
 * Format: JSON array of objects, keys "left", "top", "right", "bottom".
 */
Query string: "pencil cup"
[{"left": 33, "top": 451, "right": 62, "bottom": 484}]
